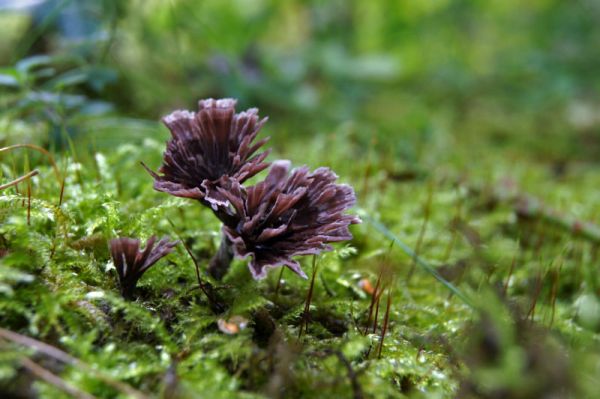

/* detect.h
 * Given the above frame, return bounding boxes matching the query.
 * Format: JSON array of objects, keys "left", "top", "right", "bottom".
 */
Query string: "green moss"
[{"left": 2, "top": 1, "right": 600, "bottom": 397}]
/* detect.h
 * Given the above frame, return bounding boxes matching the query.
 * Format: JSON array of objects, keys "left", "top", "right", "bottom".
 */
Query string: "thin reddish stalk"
[
  {"left": 364, "top": 267, "right": 384, "bottom": 335},
  {"left": 0, "top": 144, "right": 61, "bottom": 184},
  {"left": 527, "top": 270, "right": 545, "bottom": 321},
  {"left": 371, "top": 285, "right": 384, "bottom": 334},
  {"left": 377, "top": 287, "right": 393, "bottom": 358},
  {"left": 299, "top": 256, "right": 319, "bottom": 338},
  {"left": 167, "top": 219, "right": 224, "bottom": 313},
  {"left": 27, "top": 182, "right": 31, "bottom": 225},
  {"left": 59, "top": 177, "right": 66, "bottom": 206}
]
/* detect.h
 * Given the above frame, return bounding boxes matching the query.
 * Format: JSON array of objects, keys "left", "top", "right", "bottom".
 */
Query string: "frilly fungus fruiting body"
[
  {"left": 144, "top": 98, "right": 270, "bottom": 214},
  {"left": 109, "top": 236, "right": 178, "bottom": 299},
  {"left": 146, "top": 98, "right": 360, "bottom": 281},
  {"left": 216, "top": 160, "right": 361, "bottom": 280}
]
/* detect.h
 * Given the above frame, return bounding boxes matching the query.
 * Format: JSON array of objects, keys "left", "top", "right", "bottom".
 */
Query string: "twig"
[
  {"left": 516, "top": 194, "right": 600, "bottom": 243},
  {"left": 0, "top": 328, "right": 148, "bottom": 399},
  {"left": 20, "top": 357, "right": 97, "bottom": 399},
  {"left": 0, "top": 169, "right": 39, "bottom": 190},
  {"left": 469, "top": 181, "right": 600, "bottom": 244}
]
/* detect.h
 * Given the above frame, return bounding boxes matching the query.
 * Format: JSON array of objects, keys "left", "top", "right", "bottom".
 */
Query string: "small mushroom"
[
  {"left": 219, "top": 160, "right": 361, "bottom": 280},
  {"left": 143, "top": 98, "right": 270, "bottom": 217},
  {"left": 109, "top": 236, "right": 178, "bottom": 299}
]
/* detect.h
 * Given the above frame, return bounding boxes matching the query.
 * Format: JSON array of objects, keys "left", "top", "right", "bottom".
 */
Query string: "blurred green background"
[
  {"left": 2, "top": 0, "right": 599, "bottom": 163},
  {"left": 2, "top": 1, "right": 600, "bottom": 398}
]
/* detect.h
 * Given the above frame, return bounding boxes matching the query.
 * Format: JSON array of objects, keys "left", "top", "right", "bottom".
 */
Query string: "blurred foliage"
[{"left": 1, "top": 0, "right": 600, "bottom": 398}]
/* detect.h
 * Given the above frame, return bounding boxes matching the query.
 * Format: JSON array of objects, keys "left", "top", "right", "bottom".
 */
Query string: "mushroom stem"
[{"left": 208, "top": 231, "right": 234, "bottom": 280}]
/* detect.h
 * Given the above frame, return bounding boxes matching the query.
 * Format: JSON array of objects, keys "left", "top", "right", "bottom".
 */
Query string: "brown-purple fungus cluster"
[
  {"left": 219, "top": 160, "right": 360, "bottom": 279},
  {"left": 142, "top": 98, "right": 270, "bottom": 217},
  {"left": 109, "top": 236, "right": 178, "bottom": 299},
  {"left": 108, "top": 99, "right": 358, "bottom": 298},
  {"left": 134, "top": 97, "right": 360, "bottom": 284}
]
